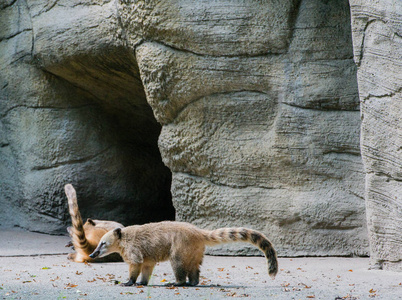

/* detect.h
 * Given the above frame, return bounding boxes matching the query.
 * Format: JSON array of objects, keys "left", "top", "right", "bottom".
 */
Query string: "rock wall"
[
  {"left": 0, "top": 0, "right": 376, "bottom": 257},
  {"left": 132, "top": 0, "right": 368, "bottom": 256},
  {"left": 350, "top": 0, "right": 402, "bottom": 270},
  {"left": 0, "top": 0, "right": 174, "bottom": 233}
]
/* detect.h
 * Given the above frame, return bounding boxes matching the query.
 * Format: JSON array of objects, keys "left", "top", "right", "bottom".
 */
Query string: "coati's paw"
[
  {"left": 120, "top": 279, "right": 136, "bottom": 287},
  {"left": 67, "top": 253, "right": 75, "bottom": 261},
  {"left": 165, "top": 282, "right": 188, "bottom": 287}
]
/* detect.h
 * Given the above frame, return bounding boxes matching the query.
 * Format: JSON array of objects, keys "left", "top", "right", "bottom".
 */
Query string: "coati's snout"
[
  {"left": 89, "top": 228, "right": 122, "bottom": 259},
  {"left": 89, "top": 249, "right": 100, "bottom": 259},
  {"left": 89, "top": 241, "right": 107, "bottom": 259}
]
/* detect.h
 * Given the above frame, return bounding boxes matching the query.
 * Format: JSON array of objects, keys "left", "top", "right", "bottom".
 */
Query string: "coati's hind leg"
[
  {"left": 138, "top": 261, "right": 156, "bottom": 285},
  {"left": 170, "top": 255, "right": 188, "bottom": 286},
  {"left": 188, "top": 266, "right": 200, "bottom": 286},
  {"left": 188, "top": 251, "right": 204, "bottom": 286},
  {"left": 122, "top": 263, "right": 142, "bottom": 286}
]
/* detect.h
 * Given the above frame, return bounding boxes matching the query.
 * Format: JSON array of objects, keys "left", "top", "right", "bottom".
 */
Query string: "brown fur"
[
  {"left": 89, "top": 221, "right": 278, "bottom": 286},
  {"left": 65, "top": 184, "right": 124, "bottom": 263}
]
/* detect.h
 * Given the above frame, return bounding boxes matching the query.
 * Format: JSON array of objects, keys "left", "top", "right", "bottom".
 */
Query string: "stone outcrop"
[
  {"left": 4, "top": 0, "right": 400, "bottom": 260},
  {"left": 0, "top": 0, "right": 174, "bottom": 233},
  {"left": 132, "top": 0, "right": 368, "bottom": 256},
  {"left": 350, "top": 0, "right": 402, "bottom": 270}
]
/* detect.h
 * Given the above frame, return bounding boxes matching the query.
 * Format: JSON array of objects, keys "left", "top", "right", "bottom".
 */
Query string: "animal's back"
[{"left": 121, "top": 222, "right": 205, "bottom": 262}]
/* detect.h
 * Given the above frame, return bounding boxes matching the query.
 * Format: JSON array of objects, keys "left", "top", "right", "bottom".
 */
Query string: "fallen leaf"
[
  {"left": 307, "top": 296, "right": 315, "bottom": 299},
  {"left": 160, "top": 279, "right": 167, "bottom": 282},
  {"left": 41, "top": 267, "right": 51, "bottom": 270},
  {"left": 76, "top": 271, "right": 83, "bottom": 275},
  {"left": 218, "top": 268, "right": 224, "bottom": 272},
  {"left": 369, "top": 289, "right": 376, "bottom": 294},
  {"left": 50, "top": 276, "right": 60, "bottom": 282},
  {"left": 66, "top": 283, "right": 78, "bottom": 288},
  {"left": 348, "top": 270, "right": 353, "bottom": 272},
  {"left": 96, "top": 277, "right": 108, "bottom": 282}
]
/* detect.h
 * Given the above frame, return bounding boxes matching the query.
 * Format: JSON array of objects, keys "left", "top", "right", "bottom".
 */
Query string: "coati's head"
[{"left": 89, "top": 227, "right": 122, "bottom": 259}]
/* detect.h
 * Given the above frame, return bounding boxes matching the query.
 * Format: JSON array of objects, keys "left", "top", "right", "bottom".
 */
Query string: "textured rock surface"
[
  {"left": 0, "top": 0, "right": 174, "bottom": 233},
  {"left": 350, "top": 0, "right": 402, "bottom": 270},
  {"left": 0, "top": 0, "right": 372, "bottom": 257},
  {"left": 134, "top": 0, "right": 368, "bottom": 256}
]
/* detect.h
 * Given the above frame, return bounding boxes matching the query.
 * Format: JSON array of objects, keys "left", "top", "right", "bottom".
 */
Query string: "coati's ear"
[
  {"left": 114, "top": 227, "right": 122, "bottom": 239},
  {"left": 87, "top": 218, "right": 96, "bottom": 226}
]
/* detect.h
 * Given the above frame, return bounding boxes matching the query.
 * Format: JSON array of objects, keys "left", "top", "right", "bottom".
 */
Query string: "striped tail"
[
  {"left": 65, "top": 184, "right": 93, "bottom": 258},
  {"left": 202, "top": 227, "right": 278, "bottom": 279}
]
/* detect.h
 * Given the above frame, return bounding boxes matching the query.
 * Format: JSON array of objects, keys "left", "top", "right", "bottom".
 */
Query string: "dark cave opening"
[{"left": 41, "top": 47, "right": 176, "bottom": 228}]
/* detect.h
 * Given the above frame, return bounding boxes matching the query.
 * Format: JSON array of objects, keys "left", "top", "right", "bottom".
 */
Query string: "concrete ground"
[{"left": 1, "top": 228, "right": 401, "bottom": 300}]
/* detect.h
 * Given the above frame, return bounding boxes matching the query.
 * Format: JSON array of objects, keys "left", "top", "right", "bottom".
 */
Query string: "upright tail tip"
[{"left": 64, "top": 184, "right": 76, "bottom": 199}]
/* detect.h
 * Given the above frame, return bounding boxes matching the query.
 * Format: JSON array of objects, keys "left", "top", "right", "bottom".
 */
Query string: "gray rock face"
[
  {"left": 133, "top": 0, "right": 368, "bottom": 256},
  {"left": 0, "top": 0, "right": 381, "bottom": 258},
  {"left": 350, "top": 0, "right": 402, "bottom": 270},
  {"left": 0, "top": 0, "right": 174, "bottom": 233}
]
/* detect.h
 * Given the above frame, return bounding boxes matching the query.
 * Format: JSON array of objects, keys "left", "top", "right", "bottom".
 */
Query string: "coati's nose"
[{"left": 89, "top": 250, "right": 100, "bottom": 259}]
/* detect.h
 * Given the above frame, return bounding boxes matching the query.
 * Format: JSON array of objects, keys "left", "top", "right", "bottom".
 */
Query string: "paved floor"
[{"left": 1, "top": 228, "right": 401, "bottom": 299}]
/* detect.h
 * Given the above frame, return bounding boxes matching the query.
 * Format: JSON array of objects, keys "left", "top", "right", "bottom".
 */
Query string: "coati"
[
  {"left": 89, "top": 221, "right": 278, "bottom": 286},
  {"left": 65, "top": 184, "right": 124, "bottom": 263}
]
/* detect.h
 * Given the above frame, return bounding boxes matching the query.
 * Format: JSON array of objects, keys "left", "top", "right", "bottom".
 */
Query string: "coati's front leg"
[
  {"left": 122, "top": 263, "right": 142, "bottom": 286},
  {"left": 138, "top": 262, "right": 156, "bottom": 285}
]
